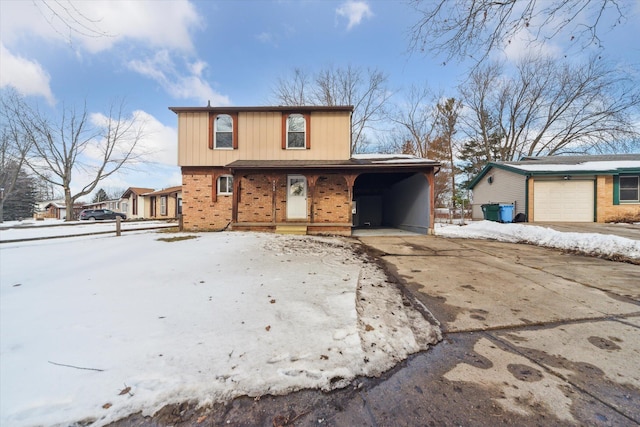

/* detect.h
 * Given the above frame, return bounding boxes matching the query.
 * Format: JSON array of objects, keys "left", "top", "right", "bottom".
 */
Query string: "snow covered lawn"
[
  {"left": 0, "top": 220, "right": 177, "bottom": 241},
  {"left": 436, "top": 221, "right": 640, "bottom": 260},
  {"left": 0, "top": 231, "right": 439, "bottom": 426}
]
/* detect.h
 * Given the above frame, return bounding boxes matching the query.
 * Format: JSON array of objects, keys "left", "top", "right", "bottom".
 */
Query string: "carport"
[
  {"left": 352, "top": 171, "right": 433, "bottom": 234},
  {"left": 225, "top": 155, "right": 439, "bottom": 235}
]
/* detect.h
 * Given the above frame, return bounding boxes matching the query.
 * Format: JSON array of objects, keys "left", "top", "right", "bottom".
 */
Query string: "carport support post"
[
  {"left": 116, "top": 216, "right": 121, "bottom": 237},
  {"left": 344, "top": 174, "right": 358, "bottom": 226},
  {"left": 424, "top": 172, "right": 436, "bottom": 234}
]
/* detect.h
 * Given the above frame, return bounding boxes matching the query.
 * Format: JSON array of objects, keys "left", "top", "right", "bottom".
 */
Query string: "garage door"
[{"left": 533, "top": 180, "right": 594, "bottom": 222}]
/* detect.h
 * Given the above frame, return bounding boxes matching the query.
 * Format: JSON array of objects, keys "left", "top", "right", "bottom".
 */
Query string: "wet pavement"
[{"left": 111, "top": 235, "right": 640, "bottom": 426}]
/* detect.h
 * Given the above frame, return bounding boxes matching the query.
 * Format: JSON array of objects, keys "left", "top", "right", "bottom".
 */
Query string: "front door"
[{"left": 287, "top": 175, "right": 307, "bottom": 219}]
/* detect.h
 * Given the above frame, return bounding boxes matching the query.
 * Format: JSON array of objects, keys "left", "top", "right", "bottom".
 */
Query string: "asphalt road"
[{"left": 111, "top": 235, "right": 640, "bottom": 427}]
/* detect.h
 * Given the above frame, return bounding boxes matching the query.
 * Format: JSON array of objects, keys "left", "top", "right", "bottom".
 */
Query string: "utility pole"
[{"left": 0, "top": 187, "right": 5, "bottom": 223}]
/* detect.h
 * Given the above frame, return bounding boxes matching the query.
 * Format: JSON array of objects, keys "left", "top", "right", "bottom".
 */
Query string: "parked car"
[{"left": 79, "top": 209, "right": 126, "bottom": 221}]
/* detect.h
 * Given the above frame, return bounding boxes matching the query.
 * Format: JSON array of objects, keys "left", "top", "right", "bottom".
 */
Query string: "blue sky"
[{"left": 1, "top": 0, "right": 639, "bottom": 199}]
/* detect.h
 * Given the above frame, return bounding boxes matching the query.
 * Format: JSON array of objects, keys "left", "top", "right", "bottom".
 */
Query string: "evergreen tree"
[
  {"left": 92, "top": 188, "right": 109, "bottom": 203},
  {"left": 1, "top": 161, "right": 36, "bottom": 220},
  {"left": 458, "top": 131, "right": 504, "bottom": 189}
]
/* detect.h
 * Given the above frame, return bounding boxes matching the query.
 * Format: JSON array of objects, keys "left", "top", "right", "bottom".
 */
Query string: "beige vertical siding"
[
  {"left": 471, "top": 167, "right": 527, "bottom": 220},
  {"left": 177, "top": 111, "right": 351, "bottom": 166}
]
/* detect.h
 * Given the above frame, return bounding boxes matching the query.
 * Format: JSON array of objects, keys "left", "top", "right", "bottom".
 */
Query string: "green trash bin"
[{"left": 481, "top": 203, "right": 500, "bottom": 222}]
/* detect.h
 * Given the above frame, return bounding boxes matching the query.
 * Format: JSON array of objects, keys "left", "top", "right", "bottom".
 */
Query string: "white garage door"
[{"left": 533, "top": 180, "right": 594, "bottom": 222}]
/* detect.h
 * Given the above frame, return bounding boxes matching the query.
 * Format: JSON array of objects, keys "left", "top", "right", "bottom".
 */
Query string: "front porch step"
[{"left": 275, "top": 225, "right": 308, "bottom": 235}]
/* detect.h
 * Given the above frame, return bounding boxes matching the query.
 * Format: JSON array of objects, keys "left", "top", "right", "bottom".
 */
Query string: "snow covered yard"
[
  {"left": 0, "top": 231, "right": 440, "bottom": 426},
  {"left": 436, "top": 221, "right": 640, "bottom": 261}
]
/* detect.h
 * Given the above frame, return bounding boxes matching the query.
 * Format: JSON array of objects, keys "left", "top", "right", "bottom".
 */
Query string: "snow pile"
[
  {"left": 0, "top": 231, "right": 440, "bottom": 426},
  {"left": 436, "top": 221, "right": 640, "bottom": 260}
]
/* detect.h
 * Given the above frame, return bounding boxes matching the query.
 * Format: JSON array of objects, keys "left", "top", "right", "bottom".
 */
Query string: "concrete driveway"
[
  {"left": 355, "top": 235, "right": 640, "bottom": 426},
  {"left": 111, "top": 235, "right": 640, "bottom": 426}
]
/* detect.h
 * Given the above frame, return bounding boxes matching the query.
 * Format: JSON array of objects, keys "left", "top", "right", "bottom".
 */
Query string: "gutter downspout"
[{"left": 525, "top": 175, "right": 530, "bottom": 222}]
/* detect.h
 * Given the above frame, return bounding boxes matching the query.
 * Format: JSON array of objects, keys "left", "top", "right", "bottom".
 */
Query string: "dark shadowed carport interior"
[{"left": 352, "top": 172, "right": 431, "bottom": 234}]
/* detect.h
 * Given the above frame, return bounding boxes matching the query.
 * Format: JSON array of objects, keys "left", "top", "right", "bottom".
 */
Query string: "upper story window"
[
  {"left": 217, "top": 175, "right": 233, "bottom": 195},
  {"left": 283, "top": 113, "right": 311, "bottom": 149},
  {"left": 214, "top": 114, "right": 233, "bottom": 149},
  {"left": 620, "top": 176, "right": 639, "bottom": 202},
  {"left": 209, "top": 112, "right": 238, "bottom": 150}
]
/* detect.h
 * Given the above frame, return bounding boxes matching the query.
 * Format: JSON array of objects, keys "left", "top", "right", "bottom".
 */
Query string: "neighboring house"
[
  {"left": 43, "top": 201, "right": 65, "bottom": 220},
  {"left": 468, "top": 154, "right": 640, "bottom": 222},
  {"left": 35, "top": 199, "right": 64, "bottom": 219},
  {"left": 144, "top": 186, "right": 182, "bottom": 218},
  {"left": 43, "top": 202, "right": 84, "bottom": 220},
  {"left": 169, "top": 105, "right": 440, "bottom": 235},
  {"left": 121, "top": 187, "right": 154, "bottom": 219}
]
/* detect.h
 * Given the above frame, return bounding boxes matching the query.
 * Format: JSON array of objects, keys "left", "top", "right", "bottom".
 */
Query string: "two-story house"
[{"left": 169, "top": 105, "right": 440, "bottom": 235}]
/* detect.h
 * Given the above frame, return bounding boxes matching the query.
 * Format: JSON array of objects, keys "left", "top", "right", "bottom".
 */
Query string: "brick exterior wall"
[
  {"left": 275, "top": 177, "right": 290, "bottom": 222},
  {"left": 182, "top": 167, "right": 232, "bottom": 231},
  {"left": 182, "top": 170, "right": 353, "bottom": 232},
  {"left": 238, "top": 174, "right": 274, "bottom": 223},
  {"left": 313, "top": 175, "right": 350, "bottom": 223},
  {"left": 597, "top": 176, "right": 640, "bottom": 222}
]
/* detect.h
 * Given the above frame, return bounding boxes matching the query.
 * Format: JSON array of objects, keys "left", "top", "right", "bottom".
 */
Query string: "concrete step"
[{"left": 275, "top": 225, "right": 308, "bottom": 235}]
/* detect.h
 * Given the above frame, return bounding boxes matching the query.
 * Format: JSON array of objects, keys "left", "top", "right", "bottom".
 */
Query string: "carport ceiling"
[{"left": 354, "top": 172, "right": 414, "bottom": 194}]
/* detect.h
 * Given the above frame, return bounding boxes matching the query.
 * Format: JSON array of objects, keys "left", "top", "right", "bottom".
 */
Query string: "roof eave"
[
  {"left": 467, "top": 163, "right": 529, "bottom": 189},
  {"left": 169, "top": 105, "right": 355, "bottom": 114}
]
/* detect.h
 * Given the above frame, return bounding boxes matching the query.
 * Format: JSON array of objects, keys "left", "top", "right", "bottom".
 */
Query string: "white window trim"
[
  {"left": 214, "top": 114, "right": 234, "bottom": 150},
  {"left": 160, "top": 196, "right": 167, "bottom": 215},
  {"left": 286, "top": 113, "right": 306, "bottom": 150},
  {"left": 217, "top": 175, "right": 233, "bottom": 195}
]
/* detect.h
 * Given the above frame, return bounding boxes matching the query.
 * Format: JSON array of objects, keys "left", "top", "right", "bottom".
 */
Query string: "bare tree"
[
  {"left": 34, "top": 0, "right": 112, "bottom": 45},
  {"left": 0, "top": 90, "right": 34, "bottom": 222},
  {"left": 272, "top": 65, "right": 391, "bottom": 154},
  {"left": 389, "top": 85, "right": 439, "bottom": 158},
  {"left": 459, "top": 54, "right": 640, "bottom": 161},
  {"left": 386, "top": 87, "right": 461, "bottom": 207},
  {"left": 436, "top": 98, "right": 462, "bottom": 208},
  {"left": 272, "top": 68, "right": 311, "bottom": 106},
  {"left": 14, "top": 99, "right": 146, "bottom": 220},
  {"left": 408, "top": 0, "right": 629, "bottom": 63}
]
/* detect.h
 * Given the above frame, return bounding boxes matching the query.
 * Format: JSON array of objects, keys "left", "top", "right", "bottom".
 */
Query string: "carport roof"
[
  {"left": 226, "top": 155, "right": 440, "bottom": 172},
  {"left": 468, "top": 154, "right": 640, "bottom": 189}
]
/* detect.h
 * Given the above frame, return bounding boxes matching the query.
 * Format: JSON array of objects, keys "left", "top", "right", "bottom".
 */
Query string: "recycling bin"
[{"left": 498, "top": 204, "right": 514, "bottom": 223}]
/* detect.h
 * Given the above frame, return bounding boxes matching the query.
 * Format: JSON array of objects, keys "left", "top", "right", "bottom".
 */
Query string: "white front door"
[{"left": 287, "top": 175, "right": 307, "bottom": 219}]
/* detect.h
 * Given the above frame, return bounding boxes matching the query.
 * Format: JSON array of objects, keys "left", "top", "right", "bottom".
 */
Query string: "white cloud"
[
  {"left": 257, "top": 31, "right": 275, "bottom": 45},
  {"left": 336, "top": 1, "right": 373, "bottom": 30},
  {"left": 0, "top": 43, "right": 55, "bottom": 104},
  {"left": 128, "top": 51, "right": 230, "bottom": 106},
  {"left": 500, "top": 31, "right": 562, "bottom": 62},
  {"left": 0, "top": 0, "right": 201, "bottom": 54},
  {"left": 87, "top": 109, "right": 177, "bottom": 166},
  {"left": 64, "top": 109, "right": 179, "bottom": 196},
  {"left": 0, "top": 1, "right": 210, "bottom": 105}
]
